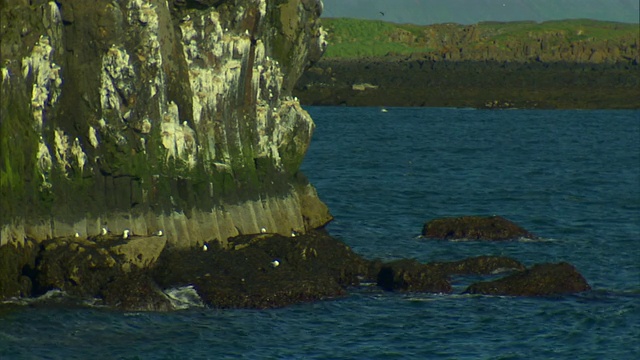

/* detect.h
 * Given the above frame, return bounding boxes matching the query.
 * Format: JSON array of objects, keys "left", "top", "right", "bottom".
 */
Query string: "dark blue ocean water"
[{"left": 1, "top": 107, "right": 639, "bottom": 359}]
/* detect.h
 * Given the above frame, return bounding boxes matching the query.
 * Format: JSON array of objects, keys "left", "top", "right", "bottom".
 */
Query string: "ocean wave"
[{"left": 1, "top": 289, "right": 103, "bottom": 308}]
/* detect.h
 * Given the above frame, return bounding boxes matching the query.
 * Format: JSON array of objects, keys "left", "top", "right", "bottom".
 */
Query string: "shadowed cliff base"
[{"left": 294, "top": 58, "right": 640, "bottom": 109}]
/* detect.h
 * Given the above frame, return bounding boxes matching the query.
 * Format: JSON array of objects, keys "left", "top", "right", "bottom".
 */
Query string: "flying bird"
[{"left": 379, "top": 11, "right": 385, "bottom": 16}]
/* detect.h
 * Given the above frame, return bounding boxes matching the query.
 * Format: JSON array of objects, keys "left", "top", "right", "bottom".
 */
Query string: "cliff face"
[{"left": 0, "top": 0, "right": 330, "bottom": 247}]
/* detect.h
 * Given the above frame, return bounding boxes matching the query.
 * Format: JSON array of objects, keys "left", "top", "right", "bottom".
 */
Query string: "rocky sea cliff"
[
  {"left": 1, "top": 2, "right": 593, "bottom": 309},
  {"left": 1, "top": 0, "right": 330, "bottom": 246}
]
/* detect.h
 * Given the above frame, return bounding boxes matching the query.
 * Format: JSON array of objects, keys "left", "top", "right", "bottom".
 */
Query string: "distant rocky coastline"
[
  {"left": 294, "top": 19, "right": 640, "bottom": 109},
  {"left": 294, "top": 57, "right": 639, "bottom": 109}
]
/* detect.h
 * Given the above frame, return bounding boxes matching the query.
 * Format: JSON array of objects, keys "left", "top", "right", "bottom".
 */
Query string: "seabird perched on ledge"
[
  {"left": 271, "top": 260, "right": 280, "bottom": 268},
  {"left": 123, "top": 229, "right": 130, "bottom": 239}
]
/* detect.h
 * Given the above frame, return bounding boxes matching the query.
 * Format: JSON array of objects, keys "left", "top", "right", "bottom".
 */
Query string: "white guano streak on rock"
[
  {"left": 100, "top": 45, "right": 135, "bottom": 115},
  {"left": 257, "top": 0, "right": 267, "bottom": 19},
  {"left": 53, "top": 128, "right": 70, "bottom": 176},
  {"left": 318, "top": 27, "right": 329, "bottom": 52},
  {"left": 255, "top": 55, "right": 298, "bottom": 167},
  {"left": 71, "top": 137, "right": 88, "bottom": 175},
  {"left": 1, "top": 67, "right": 9, "bottom": 84},
  {"left": 23, "top": 3, "right": 63, "bottom": 184},
  {"left": 36, "top": 137, "right": 53, "bottom": 189},
  {"left": 127, "top": 0, "right": 164, "bottom": 104},
  {"left": 88, "top": 127, "right": 99, "bottom": 148},
  {"left": 21, "top": 36, "right": 62, "bottom": 133},
  {"left": 128, "top": 0, "right": 192, "bottom": 166},
  {"left": 52, "top": 129, "right": 88, "bottom": 177},
  {"left": 179, "top": 12, "right": 234, "bottom": 166},
  {"left": 161, "top": 102, "right": 197, "bottom": 167}
]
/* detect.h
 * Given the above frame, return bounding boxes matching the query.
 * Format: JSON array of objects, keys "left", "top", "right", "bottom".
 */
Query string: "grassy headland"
[
  {"left": 321, "top": 18, "right": 639, "bottom": 62},
  {"left": 294, "top": 18, "right": 639, "bottom": 109}
]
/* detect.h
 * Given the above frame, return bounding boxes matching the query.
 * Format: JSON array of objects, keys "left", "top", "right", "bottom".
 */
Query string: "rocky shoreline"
[
  {"left": 0, "top": 1, "right": 596, "bottom": 312},
  {"left": 294, "top": 57, "right": 640, "bottom": 109},
  {"left": 1, "top": 217, "right": 591, "bottom": 311}
]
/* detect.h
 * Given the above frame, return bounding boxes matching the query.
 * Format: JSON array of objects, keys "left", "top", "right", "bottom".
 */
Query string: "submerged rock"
[
  {"left": 422, "top": 215, "right": 535, "bottom": 240},
  {"left": 374, "top": 259, "right": 452, "bottom": 293},
  {"left": 430, "top": 256, "right": 526, "bottom": 275},
  {"left": 464, "top": 262, "right": 591, "bottom": 296}
]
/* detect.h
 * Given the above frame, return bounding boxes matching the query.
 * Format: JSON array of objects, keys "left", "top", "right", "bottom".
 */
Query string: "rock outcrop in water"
[
  {"left": 0, "top": 231, "right": 590, "bottom": 309},
  {"left": 0, "top": 0, "right": 329, "bottom": 248},
  {"left": 422, "top": 215, "right": 536, "bottom": 241},
  {"left": 464, "top": 262, "right": 591, "bottom": 296}
]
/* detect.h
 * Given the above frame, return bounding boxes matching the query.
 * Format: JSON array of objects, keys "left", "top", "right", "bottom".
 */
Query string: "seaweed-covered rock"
[
  {"left": 153, "top": 230, "right": 370, "bottom": 308},
  {"left": 375, "top": 259, "right": 451, "bottom": 293},
  {"left": 422, "top": 215, "right": 535, "bottom": 240},
  {"left": 100, "top": 271, "right": 173, "bottom": 312},
  {"left": 430, "top": 256, "right": 526, "bottom": 275},
  {"left": 464, "top": 262, "right": 591, "bottom": 296},
  {"left": 34, "top": 238, "right": 122, "bottom": 297}
]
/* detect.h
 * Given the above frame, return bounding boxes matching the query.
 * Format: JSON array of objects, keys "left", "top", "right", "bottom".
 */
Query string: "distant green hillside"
[{"left": 321, "top": 18, "right": 639, "bottom": 62}]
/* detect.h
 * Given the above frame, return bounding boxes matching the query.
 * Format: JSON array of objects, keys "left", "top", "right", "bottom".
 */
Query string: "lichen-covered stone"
[
  {"left": 109, "top": 236, "right": 167, "bottom": 272},
  {"left": 422, "top": 215, "right": 536, "bottom": 241},
  {"left": 1, "top": 0, "right": 329, "bottom": 248}
]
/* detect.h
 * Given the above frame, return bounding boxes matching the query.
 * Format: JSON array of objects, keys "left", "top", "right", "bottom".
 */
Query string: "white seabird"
[
  {"left": 260, "top": 227, "right": 267, "bottom": 234},
  {"left": 270, "top": 260, "right": 280, "bottom": 268},
  {"left": 123, "top": 229, "right": 130, "bottom": 239},
  {"left": 202, "top": 244, "right": 208, "bottom": 251},
  {"left": 154, "top": 230, "right": 163, "bottom": 237},
  {"left": 74, "top": 232, "right": 80, "bottom": 238},
  {"left": 101, "top": 227, "right": 108, "bottom": 236}
]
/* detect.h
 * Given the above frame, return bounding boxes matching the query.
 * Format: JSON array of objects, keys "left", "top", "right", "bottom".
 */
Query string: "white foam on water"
[
  {"left": 164, "top": 285, "right": 205, "bottom": 310},
  {"left": 405, "top": 293, "right": 478, "bottom": 302}
]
